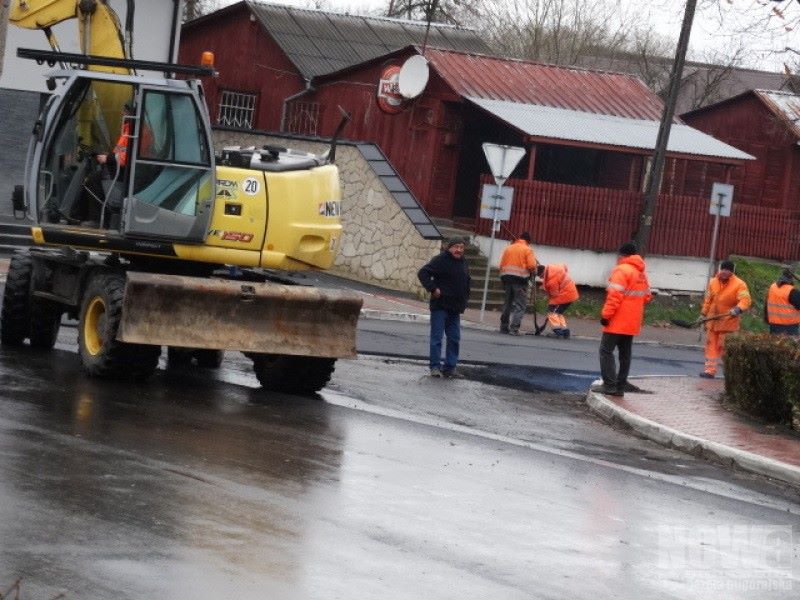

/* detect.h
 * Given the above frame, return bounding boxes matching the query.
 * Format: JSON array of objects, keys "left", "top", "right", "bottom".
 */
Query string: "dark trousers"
[
  {"left": 599, "top": 332, "right": 633, "bottom": 388},
  {"left": 769, "top": 323, "right": 799, "bottom": 336},
  {"left": 430, "top": 309, "right": 461, "bottom": 371},
  {"left": 500, "top": 278, "right": 528, "bottom": 332}
]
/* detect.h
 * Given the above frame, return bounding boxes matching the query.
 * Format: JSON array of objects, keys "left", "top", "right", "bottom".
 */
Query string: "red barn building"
[{"left": 682, "top": 90, "right": 800, "bottom": 210}]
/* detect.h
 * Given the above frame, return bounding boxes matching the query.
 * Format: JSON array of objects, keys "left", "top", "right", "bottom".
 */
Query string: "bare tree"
[
  {"left": 184, "top": 0, "right": 220, "bottom": 22},
  {"left": 383, "top": 0, "right": 483, "bottom": 26},
  {"left": 480, "top": 0, "right": 635, "bottom": 67}
]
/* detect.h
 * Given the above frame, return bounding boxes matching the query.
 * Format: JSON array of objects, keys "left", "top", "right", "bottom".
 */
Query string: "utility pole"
[{"left": 634, "top": 0, "right": 698, "bottom": 255}]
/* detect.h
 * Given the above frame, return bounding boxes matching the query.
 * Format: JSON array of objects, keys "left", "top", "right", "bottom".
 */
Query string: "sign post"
[
  {"left": 479, "top": 143, "right": 526, "bottom": 321},
  {"left": 707, "top": 182, "right": 734, "bottom": 282}
]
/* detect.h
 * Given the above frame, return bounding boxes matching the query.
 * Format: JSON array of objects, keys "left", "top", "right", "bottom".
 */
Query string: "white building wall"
[{"left": 473, "top": 234, "right": 710, "bottom": 293}]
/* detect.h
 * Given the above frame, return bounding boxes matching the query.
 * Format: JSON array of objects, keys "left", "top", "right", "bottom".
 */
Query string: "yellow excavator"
[{"left": 1, "top": 0, "right": 362, "bottom": 394}]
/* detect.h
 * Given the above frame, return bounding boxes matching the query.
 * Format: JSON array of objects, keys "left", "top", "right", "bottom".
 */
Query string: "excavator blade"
[{"left": 117, "top": 272, "right": 362, "bottom": 358}]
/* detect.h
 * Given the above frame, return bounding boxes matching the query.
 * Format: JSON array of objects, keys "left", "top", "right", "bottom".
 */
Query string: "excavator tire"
[
  {"left": 29, "top": 297, "right": 62, "bottom": 350},
  {"left": 251, "top": 354, "right": 336, "bottom": 396},
  {"left": 78, "top": 273, "right": 160, "bottom": 380},
  {"left": 1, "top": 253, "right": 33, "bottom": 347}
]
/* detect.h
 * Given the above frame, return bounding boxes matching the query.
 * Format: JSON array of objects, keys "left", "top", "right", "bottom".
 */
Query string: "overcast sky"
[{"left": 216, "top": 0, "right": 800, "bottom": 72}]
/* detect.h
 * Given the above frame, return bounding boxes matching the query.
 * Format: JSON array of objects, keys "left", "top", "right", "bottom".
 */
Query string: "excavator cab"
[{"left": 28, "top": 71, "right": 215, "bottom": 243}]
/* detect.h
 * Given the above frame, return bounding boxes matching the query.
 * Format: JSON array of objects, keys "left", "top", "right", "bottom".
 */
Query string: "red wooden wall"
[
  {"left": 179, "top": 5, "right": 305, "bottom": 132},
  {"left": 301, "top": 56, "right": 465, "bottom": 217},
  {"left": 682, "top": 95, "right": 800, "bottom": 210}
]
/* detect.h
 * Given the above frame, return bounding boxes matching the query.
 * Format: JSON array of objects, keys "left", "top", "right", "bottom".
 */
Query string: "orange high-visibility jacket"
[
  {"left": 542, "top": 264, "right": 579, "bottom": 305},
  {"left": 113, "top": 120, "right": 132, "bottom": 168},
  {"left": 701, "top": 274, "right": 751, "bottom": 332},
  {"left": 601, "top": 255, "right": 651, "bottom": 335},
  {"left": 766, "top": 283, "right": 800, "bottom": 326},
  {"left": 500, "top": 239, "right": 537, "bottom": 279}
]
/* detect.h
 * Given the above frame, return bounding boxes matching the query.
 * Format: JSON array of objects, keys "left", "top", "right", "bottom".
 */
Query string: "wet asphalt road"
[{"left": 0, "top": 326, "right": 798, "bottom": 598}]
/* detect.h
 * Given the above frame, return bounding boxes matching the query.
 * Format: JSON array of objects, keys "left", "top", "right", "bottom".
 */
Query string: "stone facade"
[{"left": 212, "top": 130, "right": 441, "bottom": 294}]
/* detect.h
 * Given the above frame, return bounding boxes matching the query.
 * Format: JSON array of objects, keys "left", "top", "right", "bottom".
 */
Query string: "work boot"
[
  {"left": 442, "top": 369, "right": 463, "bottom": 379},
  {"left": 499, "top": 327, "right": 509, "bottom": 334},
  {"left": 509, "top": 329, "right": 521, "bottom": 336},
  {"left": 621, "top": 382, "right": 653, "bottom": 394},
  {"left": 430, "top": 368, "right": 443, "bottom": 378},
  {"left": 561, "top": 329, "right": 571, "bottom": 339},
  {"left": 590, "top": 383, "right": 624, "bottom": 397},
  {"left": 699, "top": 372, "right": 715, "bottom": 379}
]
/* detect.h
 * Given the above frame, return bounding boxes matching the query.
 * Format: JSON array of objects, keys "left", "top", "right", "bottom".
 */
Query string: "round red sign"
[{"left": 377, "top": 64, "right": 404, "bottom": 114}]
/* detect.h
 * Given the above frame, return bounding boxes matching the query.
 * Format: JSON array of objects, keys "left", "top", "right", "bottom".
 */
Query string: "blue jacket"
[{"left": 418, "top": 251, "right": 471, "bottom": 314}]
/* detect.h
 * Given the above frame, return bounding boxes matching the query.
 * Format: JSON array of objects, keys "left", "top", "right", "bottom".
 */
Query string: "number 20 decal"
[{"left": 242, "top": 177, "right": 260, "bottom": 196}]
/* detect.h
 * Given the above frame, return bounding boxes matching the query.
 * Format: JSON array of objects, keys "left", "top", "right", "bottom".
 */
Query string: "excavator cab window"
[
  {"left": 36, "top": 77, "right": 135, "bottom": 228},
  {"left": 122, "top": 87, "right": 215, "bottom": 242}
]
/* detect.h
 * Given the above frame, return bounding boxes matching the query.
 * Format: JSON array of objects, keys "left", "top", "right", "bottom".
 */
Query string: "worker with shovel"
[{"left": 699, "top": 259, "right": 751, "bottom": 379}]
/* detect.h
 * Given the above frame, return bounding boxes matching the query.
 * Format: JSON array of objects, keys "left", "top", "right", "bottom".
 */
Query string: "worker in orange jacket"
[
  {"left": 592, "top": 242, "right": 651, "bottom": 397},
  {"left": 499, "top": 231, "right": 537, "bottom": 335},
  {"left": 700, "top": 259, "right": 751, "bottom": 378},
  {"left": 765, "top": 269, "right": 800, "bottom": 336},
  {"left": 536, "top": 263, "right": 579, "bottom": 338}
]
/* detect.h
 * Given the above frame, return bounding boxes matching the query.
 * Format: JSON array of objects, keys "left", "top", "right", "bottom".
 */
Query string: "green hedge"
[{"left": 723, "top": 333, "right": 800, "bottom": 425}]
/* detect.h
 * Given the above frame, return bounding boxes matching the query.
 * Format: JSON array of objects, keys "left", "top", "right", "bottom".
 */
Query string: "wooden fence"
[{"left": 474, "top": 177, "right": 800, "bottom": 262}]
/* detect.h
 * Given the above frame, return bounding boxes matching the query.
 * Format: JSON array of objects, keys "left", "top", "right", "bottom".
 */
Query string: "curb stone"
[{"left": 585, "top": 386, "right": 800, "bottom": 488}]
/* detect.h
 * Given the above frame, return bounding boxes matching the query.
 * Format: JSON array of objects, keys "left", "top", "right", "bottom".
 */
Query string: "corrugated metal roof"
[
  {"left": 755, "top": 89, "right": 800, "bottom": 139},
  {"left": 246, "top": 0, "right": 491, "bottom": 80},
  {"left": 426, "top": 48, "right": 669, "bottom": 121},
  {"left": 468, "top": 97, "right": 753, "bottom": 161}
]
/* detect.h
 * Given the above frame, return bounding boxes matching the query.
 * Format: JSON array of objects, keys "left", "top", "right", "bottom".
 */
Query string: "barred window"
[
  {"left": 217, "top": 90, "right": 257, "bottom": 129},
  {"left": 284, "top": 101, "right": 320, "bottom": 136}
]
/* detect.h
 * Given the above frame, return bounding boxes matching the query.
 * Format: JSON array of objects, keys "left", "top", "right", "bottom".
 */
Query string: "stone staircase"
[{"left": 434, "top": 222, "right": 507, "bottom": 312}]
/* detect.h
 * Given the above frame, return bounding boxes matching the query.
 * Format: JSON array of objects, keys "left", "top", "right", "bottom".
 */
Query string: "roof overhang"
[{"left": 467, "top": 97, "right": 754, "bottom": 164}]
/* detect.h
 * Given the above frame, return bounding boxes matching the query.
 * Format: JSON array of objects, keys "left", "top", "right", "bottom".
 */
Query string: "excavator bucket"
[{"left": 117, "top": 272, "right": 362, "bottom": 358}]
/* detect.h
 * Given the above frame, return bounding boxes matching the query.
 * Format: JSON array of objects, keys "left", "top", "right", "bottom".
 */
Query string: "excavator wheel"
[
  {"left": 29, "top": 298, "right": 62, "bottom": 350},
  {"left": 1, "top": 253, "right": 33, "bottom": 347},
  {"left": 78, "top": 273, "right": 160, "bottom": 380},
  {"left": 251, "top": 353, "right": 336, "bottom": 395}
]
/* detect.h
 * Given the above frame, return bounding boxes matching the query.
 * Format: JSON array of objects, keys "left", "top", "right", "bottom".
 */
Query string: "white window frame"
[{"left": 217, "top": 90, "right": 257, "bottom": 129}]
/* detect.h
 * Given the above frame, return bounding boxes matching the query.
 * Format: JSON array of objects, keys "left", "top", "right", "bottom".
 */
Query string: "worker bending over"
[{"left": 537, "top": 263, "right": 579, "bottom": 338}]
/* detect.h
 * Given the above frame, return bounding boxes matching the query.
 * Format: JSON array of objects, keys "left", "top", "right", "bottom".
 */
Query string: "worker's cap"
[
  {"left": 618, "top": 242, "right": 637, "bottom": 257},
  {"left": 719, "top": 260, "right": 735, "bottom": 272},
  {"left": 520, "top": 231, "right": 531, "bottom": 242},
  {"left": 446, "top": 236, "right": 466, "bottom": 249},
  {"left": 779, "top": 268, "right": 795, "bottom": 284}
]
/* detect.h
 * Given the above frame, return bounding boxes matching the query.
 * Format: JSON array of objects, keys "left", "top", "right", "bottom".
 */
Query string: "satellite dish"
[{"left": 398, "top": 55, "right": 429, "bottom": 100}]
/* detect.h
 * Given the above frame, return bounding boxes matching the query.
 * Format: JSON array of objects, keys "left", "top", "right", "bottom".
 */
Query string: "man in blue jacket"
[{"left": 418, "top": 237, "right": 471, "bottom": 378}]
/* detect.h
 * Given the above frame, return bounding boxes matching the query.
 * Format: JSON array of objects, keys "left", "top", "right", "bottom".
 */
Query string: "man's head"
[
  {"left": 536, "top": 264, "right": 545, "bottom": 277},
  {"left": 718, "top": 259, "right": 735, "bottom": 281},
  {"left": 618, "top": 242, "right": 637, "bottom": 257},
  {"left": 446, "top": 237, "right": 466, "bottom": 259},
  {"left": 520, "top": 231, "right": 532, "bottom": 243},
  {"left": 779, "top": 268, "right": 795, "bottom": 285}
]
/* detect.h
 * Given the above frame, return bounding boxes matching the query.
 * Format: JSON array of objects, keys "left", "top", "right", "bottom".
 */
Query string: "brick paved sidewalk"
[{"left": 590, "top": 376, "right": 800, "bottom": 486}]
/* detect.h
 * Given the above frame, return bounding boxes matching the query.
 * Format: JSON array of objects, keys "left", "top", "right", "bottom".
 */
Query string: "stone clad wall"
[{"left": 212, "top": 130, "right": 441, "bottom": 294}]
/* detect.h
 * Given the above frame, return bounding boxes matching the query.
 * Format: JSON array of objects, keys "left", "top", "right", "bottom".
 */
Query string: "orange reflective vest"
[
  {"left": 113, "top": 120, "right": 132, "bottom": 168},
  {"left": 542, "top": 264, "right": 579, "bottom": 305},
  {"left": 766, "top": 283, "right": 800, "bottom": 325},
  {"left": 601, "top": 255, "right": 651, "bottom": 336},
  {"left": 701, "top": 274, "right": 751, "bottom": 332},
  {"left": 500, "top": 239, "right": 536, "bottom": 279}
]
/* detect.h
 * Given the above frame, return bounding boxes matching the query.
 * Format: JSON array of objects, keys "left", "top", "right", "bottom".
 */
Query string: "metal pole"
[
  {"left": 707, "top": 194, "right": 723, "bottom": 282},
  {"left": 634, "top": 0, "right": 697, "bottom": 255},
  {"left": 479, "top": 183, "right": 502, "bottom": 322}
]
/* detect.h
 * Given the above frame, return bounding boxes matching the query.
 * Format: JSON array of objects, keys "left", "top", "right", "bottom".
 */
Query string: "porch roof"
[{"left": 468, "top": 97, "right": 754, "bottom": 162}]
